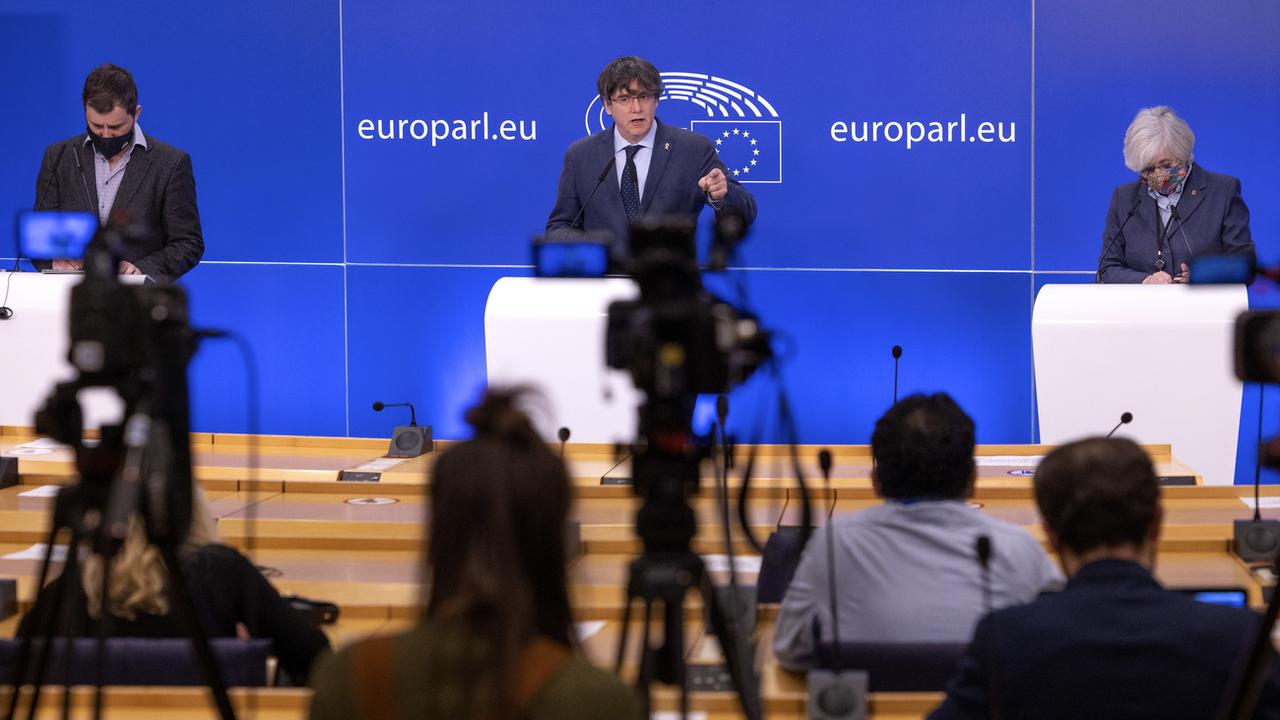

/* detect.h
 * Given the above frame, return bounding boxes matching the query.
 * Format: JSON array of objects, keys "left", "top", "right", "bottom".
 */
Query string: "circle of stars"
[{"left": 713, "top": 127, "right": 760, "bottom": 177}]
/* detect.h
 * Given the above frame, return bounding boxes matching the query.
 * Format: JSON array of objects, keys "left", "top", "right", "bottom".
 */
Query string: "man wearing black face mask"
[{"left": 32, "top": 63, "right": 203, "bottom": 284}]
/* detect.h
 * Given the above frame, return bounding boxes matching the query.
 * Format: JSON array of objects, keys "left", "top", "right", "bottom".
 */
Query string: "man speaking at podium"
[
  {"left": 545, "top": 56, "right": 757, "bottom": 251},
  {"left": 33, "top": 64, "right": 203, "bottom": 284}
]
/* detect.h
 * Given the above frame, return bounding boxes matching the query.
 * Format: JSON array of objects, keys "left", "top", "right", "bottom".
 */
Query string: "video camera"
[{"left": 18, "top": 209, "right": 197, "bottom": 549}]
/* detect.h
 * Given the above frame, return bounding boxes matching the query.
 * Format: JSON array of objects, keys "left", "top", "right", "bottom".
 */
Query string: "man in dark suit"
[
  {"left": 34, "top": 64, "right": 203, "bottom": 284},
  {"left": 1097, "top": 106, "right": 1254, "bottom": 284},
  {"left": 545, "top": 56, "right": 756, "bottom": 253},
  {"left": 930, "top": 437, "right": 1280, "bottom": 719}
]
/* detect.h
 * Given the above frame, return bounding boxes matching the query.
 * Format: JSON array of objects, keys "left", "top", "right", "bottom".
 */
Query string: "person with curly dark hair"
[{"left": 773, "top": 393, "right": 1060, "bottom": 670}]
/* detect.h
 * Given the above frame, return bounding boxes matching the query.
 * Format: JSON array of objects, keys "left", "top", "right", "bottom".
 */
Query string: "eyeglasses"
[{"left": 609, "top": 93, "right": 656, "bottom": 107}]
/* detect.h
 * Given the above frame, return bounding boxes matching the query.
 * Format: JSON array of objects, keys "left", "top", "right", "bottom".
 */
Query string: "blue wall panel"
[
  {"left": 710, "top": 271, "right": 1036, "bottom": 445},
  {"left": 184, "top": 263, "right": 347, "bottom": 437},
  {"left": 345, "top": 265, "right": 529, "bottom": 440}
]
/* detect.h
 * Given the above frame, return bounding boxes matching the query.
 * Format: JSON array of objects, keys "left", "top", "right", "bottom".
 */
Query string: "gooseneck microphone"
[
  {"left": 1096, "top": 193, "right": 1141, "bottom": 283},
  {"left": 1105, "top": 412, "right": 1133, "bottom": 439},
  {"left": 1235, "top": 385, "right": 1280, "bottom": 562},
  {"left": 557, "top": 426, "right": 571, "bottom": 460},
  {"left": 35, "top": 144, "right": 69, "bottom": 213},
  {"left": 1169, "top": 204, "right": 1197, "bottom": 272},
  {"left": 891, "top": 345, "right": 903, "bottom": 405},
  {"left": 975, "top": 535, "right": 994, "bottom": 616},
  {"left": 809, "top": 447, "right": 861, "bottom": 718},
  {"left": 372, "top": 400, "right": 417, "bottom": 427},
  {"left": 568, "top": 157, "right": 617, "bottom": 230}
]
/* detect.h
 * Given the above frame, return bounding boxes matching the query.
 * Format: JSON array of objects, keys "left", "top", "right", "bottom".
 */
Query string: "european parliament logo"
[{"left": 583, "top": 72, "right": 783, "bottom": 184}]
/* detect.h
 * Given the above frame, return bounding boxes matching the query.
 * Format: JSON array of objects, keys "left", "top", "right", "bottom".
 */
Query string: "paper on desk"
[
  {"left": 576, "top": 620, "right": 606, "bottom": 642},
  {"left": 17, "top": 485, "right": 61, "bottom": 498},
  {"left": 1239, "top": 497, "right": 1280, "bottom": 510},
  {"left": 10, "top": 438, "right": 69, "bottom": 450},
  {"left": 2, "top": 544, "right": 67, "bottom": 562},
  {"left": 702, "top": 554, "right": 763, "bottom": 574},
  {"left": 346, "top": 458, "right": 409, "bottom": 473},
  {"left": 975, "top": 455, "right": 1043, "bottom": 467}
]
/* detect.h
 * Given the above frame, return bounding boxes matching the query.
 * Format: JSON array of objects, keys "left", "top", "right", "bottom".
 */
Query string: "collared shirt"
[
  {"left": 84, "top": 123, "right": 148, "bottom": 225},
  {"left": 612, "top": 121, "right": 657, "bottom": 203},
  {"left": 772, "top": 499, "right": 1063, "bottom": 670},
  {"left": 1146, "top": 162, "right": 1190, "bottom": 232}
]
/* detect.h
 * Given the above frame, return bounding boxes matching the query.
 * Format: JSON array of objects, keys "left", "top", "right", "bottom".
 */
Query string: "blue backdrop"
[{"left": 2, "top": 1, "right": 1278, "bottom": 483}]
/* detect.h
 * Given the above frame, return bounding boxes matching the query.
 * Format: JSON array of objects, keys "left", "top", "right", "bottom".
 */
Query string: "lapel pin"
[
  {"left": 1190, "top": 189, "right": 1198, "bottom": 196},
  {"left": 664, "top": 142, "right": 670, "bottom": 151}
]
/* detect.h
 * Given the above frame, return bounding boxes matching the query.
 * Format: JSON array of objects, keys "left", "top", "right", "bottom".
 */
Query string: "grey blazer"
[
  {"left": 1097, "top": 164, "right": 1254, "bottom": 283},
  {"left": 545, "top": 119, "right": 757, "bottom": 252},
  {"left": 34, "top": 133, "right": 204, "bottom": 284}
]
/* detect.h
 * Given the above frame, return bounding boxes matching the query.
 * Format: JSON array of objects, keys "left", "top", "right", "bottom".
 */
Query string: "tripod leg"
[
  {"left": 55, "top": 540, "right": 88, "bottom": 720},
  {"left": 157, "top": 546, "right": 237, "bottom": 720},
  {"left": 614, "top": 589, "right": 634, "bottom": 675},
  {"left": 636, "top": 598, "right": 655, "bottom": 720},
  {"left": 18, "top": 528, "right": 83, "bottom": 720},
  {"left": 92, "top": 552, "right": 116, "bottom": 720},
  {"left": 5, "top": 520, "right": 71, "bottom": 720}
]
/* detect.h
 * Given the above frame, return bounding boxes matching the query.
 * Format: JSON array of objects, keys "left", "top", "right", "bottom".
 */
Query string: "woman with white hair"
[{"left": 1096, "top": 106, "right": 1254, "bottom": 283}]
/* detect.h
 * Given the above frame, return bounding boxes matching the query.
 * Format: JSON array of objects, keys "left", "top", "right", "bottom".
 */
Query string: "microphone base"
[
  {"left": 385, "top": 425, "right": 433, "bottom": 458},
  {"left": 0, "top": 457, "right": 16, "bottom": 490},
  {"left": 1233, "top": 518, "right": 1280, "bottom": 562},
  {"left": 807, "top": 669, "right": 868, "bottom": 720}
]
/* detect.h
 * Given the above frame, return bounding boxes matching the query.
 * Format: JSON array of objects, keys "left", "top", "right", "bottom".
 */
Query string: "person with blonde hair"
[
  {"left": 309, "top": 388, "right": 639, "bottom": 720},
  {"left": 1097, "top": 106, "right": 1255, "bottom": 284},
  {"left": 18, "top": 486, "right": 328, "bottom": 683}
]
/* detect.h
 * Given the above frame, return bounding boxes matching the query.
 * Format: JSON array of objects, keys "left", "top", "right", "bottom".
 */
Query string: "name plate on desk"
[{"left": 339, "top": 471, "right": 382, "bottom": 483}]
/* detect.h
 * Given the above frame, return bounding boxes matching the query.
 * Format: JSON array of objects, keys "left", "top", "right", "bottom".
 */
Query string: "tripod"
[
  {"left": 612, "top": 399, "right": 763, "bottom": 720},
  {"left": 4, "top": 275, "right": 236, "bottom": 720}
]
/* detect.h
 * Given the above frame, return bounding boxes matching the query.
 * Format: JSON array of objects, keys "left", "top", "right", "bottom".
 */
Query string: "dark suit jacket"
[
  {"left": 929, "top": 560, "right": 1280, "bottom": 719},
  {"left": 1097, "top": 164, "right": 1254, "bottom": 283},
  {"left": 34, "top": 133, "right": 204, "bottom": 284},
  {"left": 544, "top": 119, "right": 757, "bottom": 252}
]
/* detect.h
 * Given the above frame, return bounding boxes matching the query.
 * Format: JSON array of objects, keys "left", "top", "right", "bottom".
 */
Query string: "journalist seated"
[
  {"left": 309, "top": 389, "right": 640, "bottom": 720},
  {"left": 1096, "top": 105, "right": 1255, "bottom": 284},
  {"left": 18, "top": 488, "right": 329, "bottom": 683},
  {"left": 929, "top": 438, "right": 1280, "bottom": 719},
  {"left": 773, "top": 393, "right": 1060, "bottom": 670}
]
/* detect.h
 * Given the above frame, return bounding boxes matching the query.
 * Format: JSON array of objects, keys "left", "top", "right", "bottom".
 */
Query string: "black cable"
[
  {"left": 199, "top": 330, "right": 261, "bottom": 710},
  {"left": 1255, "top": 384, "right": 1265, "bottom": 522}
]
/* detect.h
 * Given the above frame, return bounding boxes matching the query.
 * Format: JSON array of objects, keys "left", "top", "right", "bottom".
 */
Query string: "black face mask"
[{"left": 87, "top": 125, "right": 134, "bottom": 158}]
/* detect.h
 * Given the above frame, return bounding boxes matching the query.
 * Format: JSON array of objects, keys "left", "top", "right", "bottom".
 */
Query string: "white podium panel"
[
  {"left": 484, "top": 277, "right": 642, "bottom": 443},
  {"left": 1033, "top": 284, "right": 1248, "bottom": 486},
  {"left": 0, "top": 272, "right": 144, "bottom": 430}
]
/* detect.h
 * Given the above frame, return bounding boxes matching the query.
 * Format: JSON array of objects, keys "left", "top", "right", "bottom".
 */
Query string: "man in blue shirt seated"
[
  {"left": 773, "top": 393, "right": 1061, "bottom": 670},
  {"left": 930, "top": 437, "right": 1280, "bottom": 719}
]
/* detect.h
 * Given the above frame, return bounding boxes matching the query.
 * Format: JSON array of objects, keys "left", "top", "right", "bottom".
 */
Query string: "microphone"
[
  {"left": 1236, "top": 385, "right": 1280, "bottom": 562},
  {"left": 1096, "top": 193, "right": 1140, "bottom": 283},
  {"left": 73, "top": 143, "right": 93, "bottom": 208},
  {"left": 806, "top": 447, "right": 864, "bottom": 719},
  {"left": 1105, "top": 412, "right": 1133, "bottom": 438},
  {"left": 568, "top": 158, "right": 617, "bottom": 231},
  {"left": 891, "top": 345, "right": 903, "bottom": 405},
  {"left": 975, "top": 535, "right": 993, "bottom": 616},
  {"left": 557, "top": 426, "right": 571, "bottom": 459},
  {"left": 372, "top": 400, "right": 417, "bottom": 427},
  {"left": 34, "top": 143, "right": 69, "bottom": 213},
  {"left": 1168, "top": 204, "right": 1198, "bottom": 281}
]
